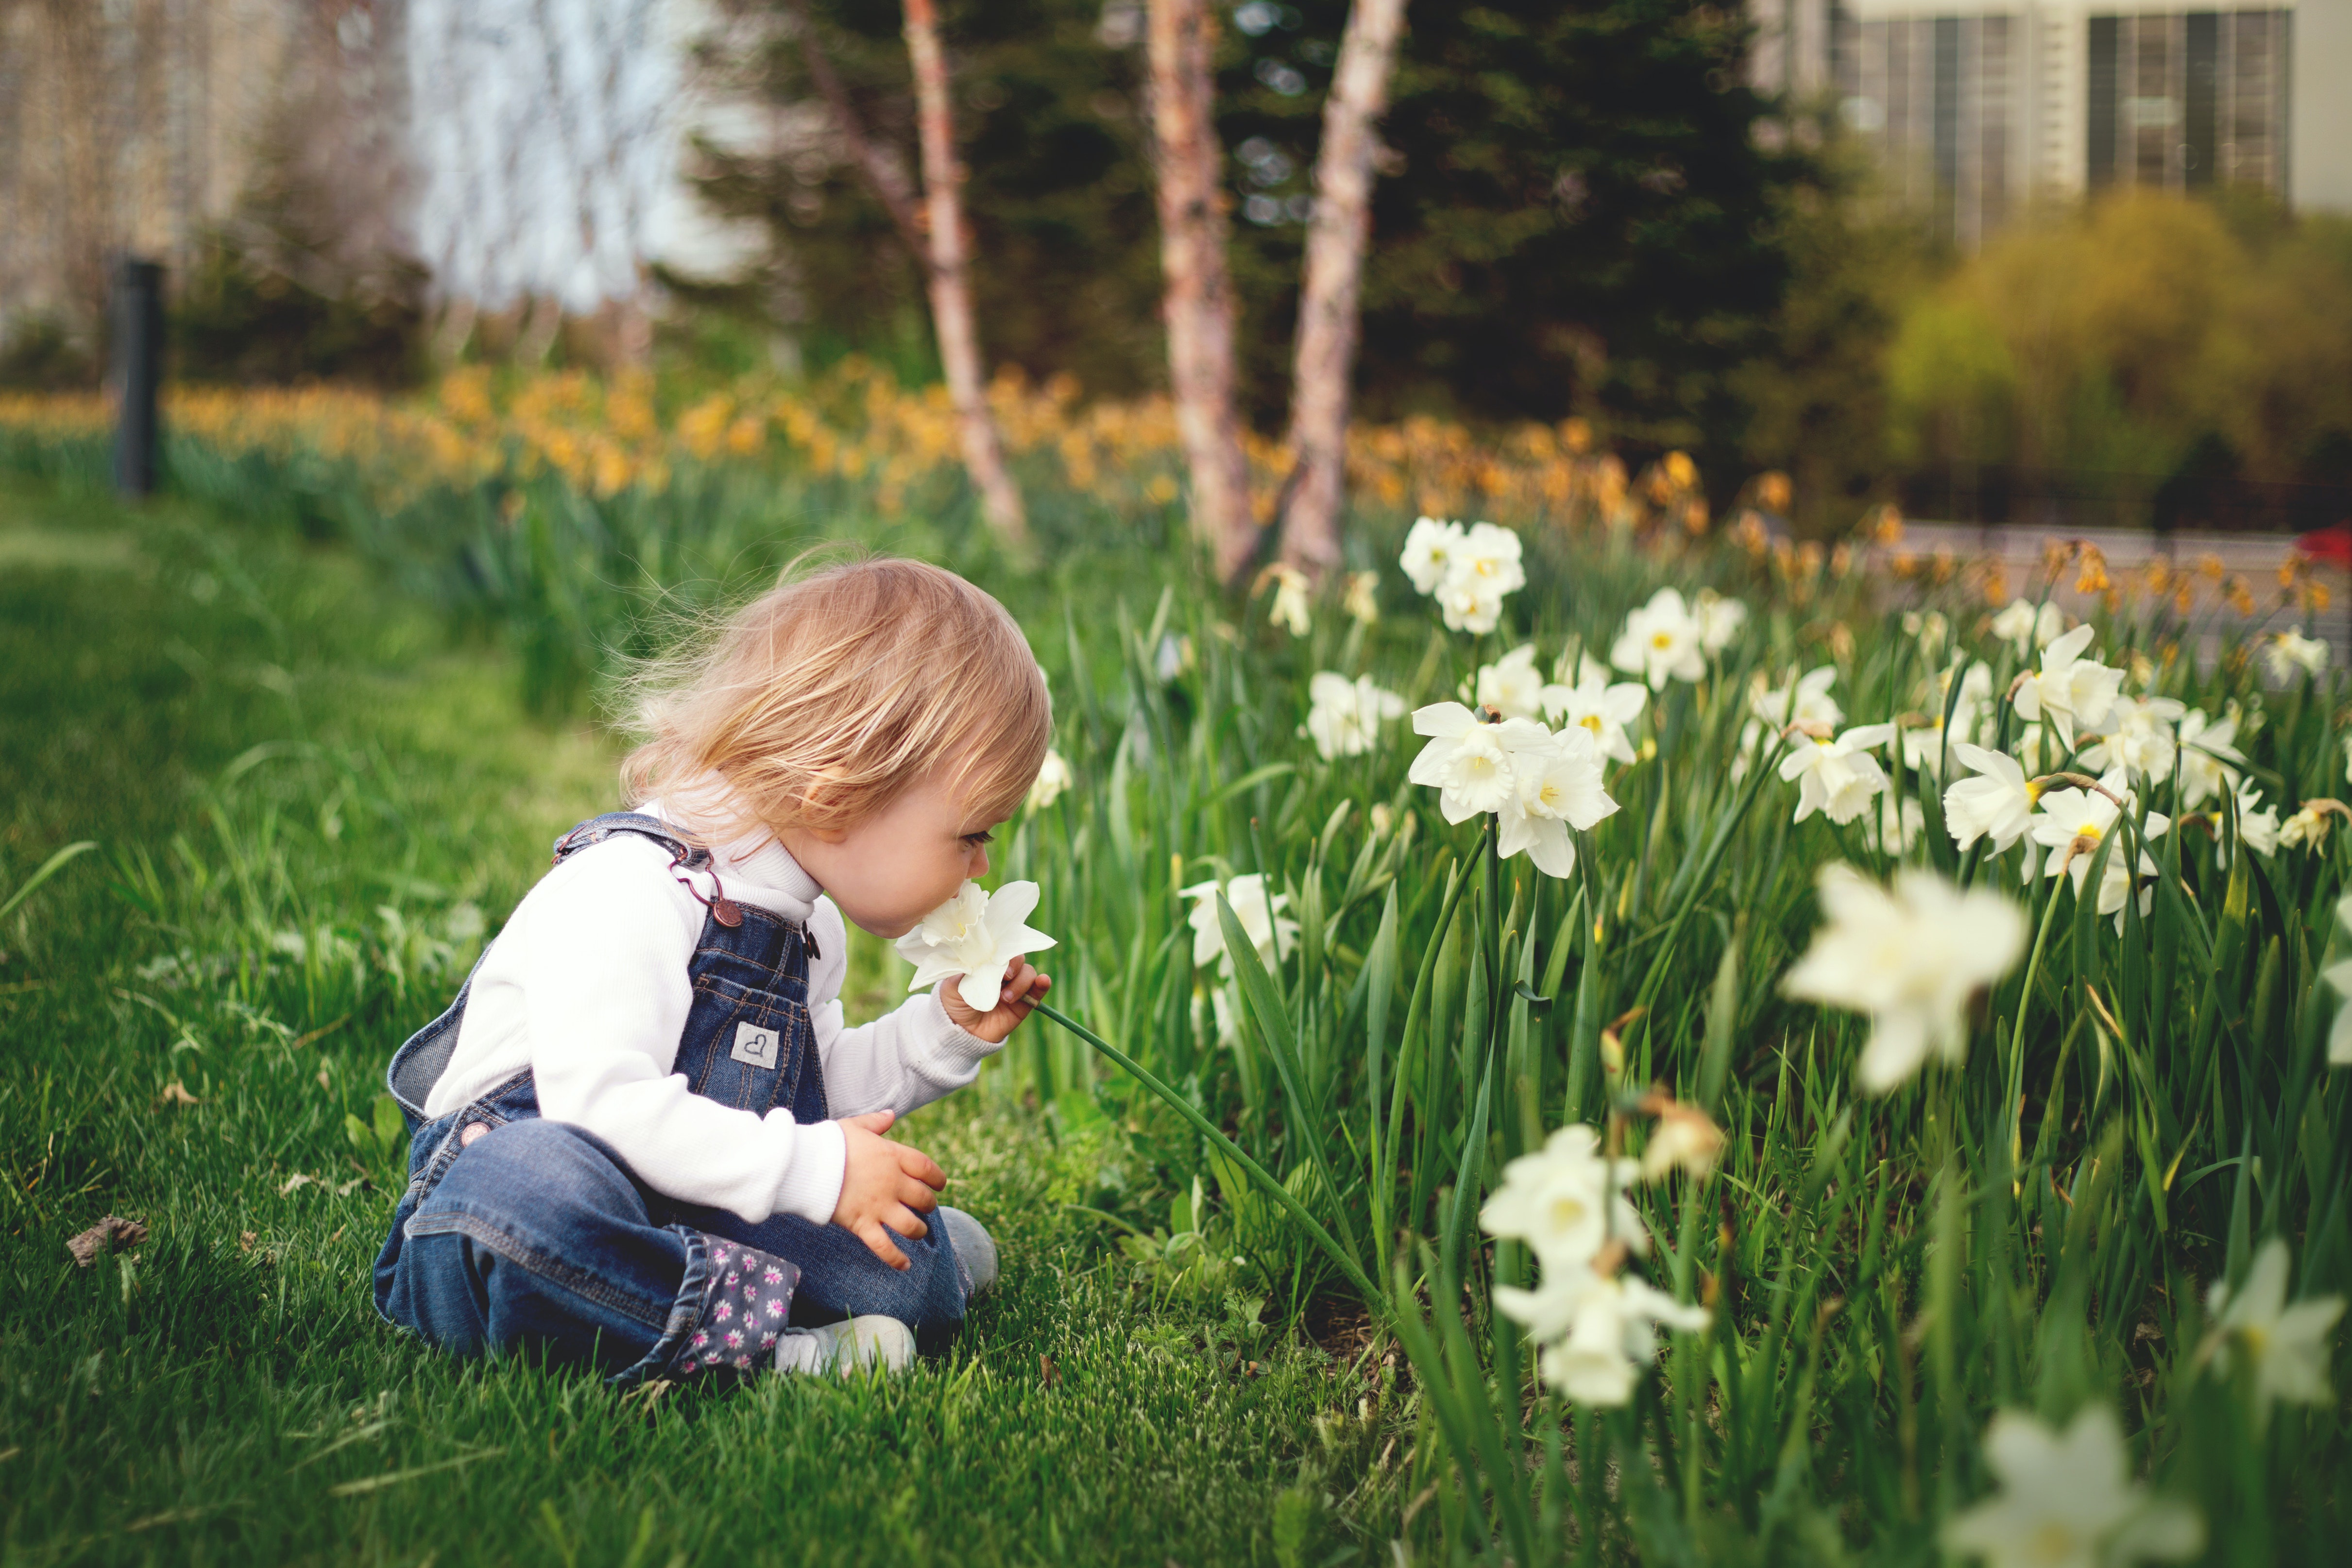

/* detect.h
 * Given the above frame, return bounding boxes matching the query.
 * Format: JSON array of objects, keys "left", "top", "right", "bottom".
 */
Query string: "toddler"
[{"left": 374, "top": 558, "right": 1052, "bottom": 1381}]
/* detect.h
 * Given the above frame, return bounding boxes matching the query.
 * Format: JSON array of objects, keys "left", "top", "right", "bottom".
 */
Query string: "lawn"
[{"left": 0, "top": 471, "right": 1377, "bottom": 1568}]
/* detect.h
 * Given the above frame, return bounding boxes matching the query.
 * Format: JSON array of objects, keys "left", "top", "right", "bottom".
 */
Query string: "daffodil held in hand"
[{"left": 894, "top": 880, "right": 1057, "bottom": 1042}]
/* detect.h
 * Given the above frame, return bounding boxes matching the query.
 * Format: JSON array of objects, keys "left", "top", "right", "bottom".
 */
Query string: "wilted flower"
[
  {"left": 2262, "top": 627, "right": 2330, "bottom": 682},
  {"left": 2281, "top": 801, "right": 2335, "bottom": 851},
  {"left": 1542, "top": 657, "right": 1648, "bottom": 765},
  {"left": 1480, "top": 1124, "right": 1645, "bottom": 1272},
  {"left": 1499, "top": 1265, "right": 1710, "bottom": 1407},
  {"left": 1028, "top": 749, "right": 1074, "bottom": 811},
  {"left": 1304, "top": 672, "right": 1407, "bottom": 760},
  {"left": 1782, "top": 864, "right": 2028, "bottom": 1094},
  {"left": 1943, "top": 1407, "right": 2203, "bottom": 1568},
  {"left": 1611, "top": 588, "right": 1707, "bottom": 689},
  {"left": 1263, "top": 564, "right": 1312, "bottom": 636},
  {"left": 894, "top": 881, "right": 1057, "bottom": 1014},
  {"left": 1990, "top": 598, "right": 2066, "bottom": 653},
  {"left": 1694, "top": 588, "right": 1748, "bottom": 653},
  {"left": 2203, "top": 1238, "right": 2345, "bottom": 1411},
  {"left": 1637, "top": 1095, "right": 1724, "bottom": 1181},
  {"left": 1495, "top": 724, "right": 1619, "bottom": 878},
  {"left": 2176, "top": 708, "right": 2246, "bottom": 808},
  {"left": 2079, "top": 694, "right": 2186, "bottom": 779},
  {"left": 1778, "top": 723, "right": 1897, "bottom": 825},
  {"left": 1342, "top": 570, "right": 1380, "bottom": 624},
  {"left": 1181, "top": 873, "right": 1299, "bottom": 976},
  {"left": 2012, "top": 624, "right": 2124, "bottom": 749},
  {"left": 2029, "top": 768, "right": 2169, "bottom": 930},
  {"left": 1472, "top": 643, "right": 1548, "bottom": 719}
]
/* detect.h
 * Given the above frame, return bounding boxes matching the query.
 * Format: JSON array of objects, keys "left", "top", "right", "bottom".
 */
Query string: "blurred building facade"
[{"left": 1749, "top": 0, "right": 2352, "bottom": 246}]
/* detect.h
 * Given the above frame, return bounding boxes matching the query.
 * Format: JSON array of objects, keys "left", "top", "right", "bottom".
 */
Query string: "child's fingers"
[
  {"left": 881, "top": 1200, "right": 932, "bottom": 1239},
  {"left": 844, "top": 1108, "right": 896, "bottom": 1134},
  {"left": 856, "top": 1220, "right": 911, "bottom": 1270},
  {"left": 896, "top": 1145, "right": 948, "bottom": 1191}
]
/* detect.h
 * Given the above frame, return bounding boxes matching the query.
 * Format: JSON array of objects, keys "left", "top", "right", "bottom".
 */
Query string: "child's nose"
[{"left": 971, "top": 845, "right": 991, "bottom": 879}]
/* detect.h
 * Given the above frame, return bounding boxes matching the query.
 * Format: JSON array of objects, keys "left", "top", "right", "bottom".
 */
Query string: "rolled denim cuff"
[{"left": 610, "top": 1227, "right": 803, "bottom": 1384}]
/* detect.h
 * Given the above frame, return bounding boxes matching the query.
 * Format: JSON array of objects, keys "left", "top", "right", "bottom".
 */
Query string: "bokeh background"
[{"left": 2, "top": 0, "right": 2350, "bottom": 538}]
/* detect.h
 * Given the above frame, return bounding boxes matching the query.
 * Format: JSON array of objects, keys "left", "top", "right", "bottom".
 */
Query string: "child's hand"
[
  {"left": 940, "top": 959, "right": 1051, "bottom": 1044},
  {"left": 832, "top": 1109, "right": 945, "bottom": 1270}
]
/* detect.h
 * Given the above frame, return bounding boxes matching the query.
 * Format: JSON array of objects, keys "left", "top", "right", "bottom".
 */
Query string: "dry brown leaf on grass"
[
  {"left": 280, "top": 1173, "right": 314, "bottom": 1195},
  {"left": 67, "top": 1215, "right": 148, "bottom": 1267},
  {"left": 157, "top": 1081, "right": 202, "bottom": 1107}
]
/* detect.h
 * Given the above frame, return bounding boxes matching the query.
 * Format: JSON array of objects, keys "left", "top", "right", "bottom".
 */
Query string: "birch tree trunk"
[
  {"left": 901, "top": 0, "right": 1028, "bottom": 550},
  {"left": 1277, "top": 0, "right": 1409, "bottom": 576},
  {"left": 1147, "top": 0, "right": 1257, "bottom": 585}
]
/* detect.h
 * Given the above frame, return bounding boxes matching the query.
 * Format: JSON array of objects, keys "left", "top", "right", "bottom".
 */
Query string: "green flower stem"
[{"left": 1035, "top": 1000, "right": 1381, "bottom": 1306}]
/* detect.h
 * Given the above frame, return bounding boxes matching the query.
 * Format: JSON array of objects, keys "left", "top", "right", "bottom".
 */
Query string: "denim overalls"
[{"left": 372, "top": 813, "right": 966, "bottom": 1381}]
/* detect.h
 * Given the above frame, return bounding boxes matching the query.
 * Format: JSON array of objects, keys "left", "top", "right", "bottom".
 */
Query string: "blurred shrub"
[{"left": 1887, "top": 192, "right": 2352, "bottom": 500}]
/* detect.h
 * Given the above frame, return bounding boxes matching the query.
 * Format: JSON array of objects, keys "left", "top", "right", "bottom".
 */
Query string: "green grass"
[{"left": 0, "top": 473, "right": 1381, "bottom": 1568}]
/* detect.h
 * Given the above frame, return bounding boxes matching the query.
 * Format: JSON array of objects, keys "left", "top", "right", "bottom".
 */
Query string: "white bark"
[
  {"left": 902, "top": 0, "right": 1028, "bottom": 549},
  {"left": 1277, "top": 0, "right": 1409, "bottom": 577},
  {"left": 1147, "top": 0, "right": 1256, "bottom": 584}
]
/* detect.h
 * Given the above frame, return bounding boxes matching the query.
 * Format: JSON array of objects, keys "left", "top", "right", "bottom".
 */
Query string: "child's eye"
[{"left": 962, "top": 831, "right": 993, "bottom": 848}]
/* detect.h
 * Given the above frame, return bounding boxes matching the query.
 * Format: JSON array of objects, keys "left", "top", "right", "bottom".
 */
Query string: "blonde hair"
[{"left": 620, "top": 554, "right": 1052, "bottom": 845}]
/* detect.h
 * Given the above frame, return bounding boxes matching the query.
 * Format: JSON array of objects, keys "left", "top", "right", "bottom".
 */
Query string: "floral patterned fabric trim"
[{"left": 671, "top": 1236, "right": 801, "bottom": 1376}]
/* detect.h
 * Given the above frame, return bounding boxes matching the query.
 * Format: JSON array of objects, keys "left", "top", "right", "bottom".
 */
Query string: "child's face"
[{"left": 782, "top": 767, "right": 998, "bottom": 938}]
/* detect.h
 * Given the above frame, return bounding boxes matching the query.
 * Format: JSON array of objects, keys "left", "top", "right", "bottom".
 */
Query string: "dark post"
[{"left": 110, "top": 256, "right": 164, "bottom": 496}]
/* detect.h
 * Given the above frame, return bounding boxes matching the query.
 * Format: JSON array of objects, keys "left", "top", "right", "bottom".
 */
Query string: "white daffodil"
[
  {"left": 2281, "top": 802, "right": 2334, "bottom": 852},
  {"left": 1473, "top": 643, "right": 1548, "bottom": 719},
  {"left": 1433, "top": 579, "right": 1502, "bottom": 635},
  {"left": 1181, "top": 873, "right": 1299, "bottom": 976},
  {"left": 2218, "top": 781, "right": 2280, "bottom": 867},
  {"left": 2029, "top": 768, "right": 2168, "bottom": 931},
  {"left": 1751, "top": 665, "right": 1845, "bottom": 731},
  {"left": 2325, "top": 899, "right": 2352, "bottom": 1067},
  {"left": 1496, "top": 723, "right": 1619, "bottom": 878},
  {"left": 1263, "top": 563, "right": 1312, "bottom": 636},
  {"left": 1990, "top": 597, "right": 2066, "bottom": 653},
  {"left": 1865, "top": 793, "right": 1925, "bottom": 855},
  {"left": 2079, "top": 694, "right": 2187, "bottom": 780},
  {"left": 1902, "top": 662, "right": 1993, "bottom": 778},
  {"left": 1398, "top": 515, "right": 1463, "bottom": 596},
  {"left": 1027, "top": 749, "right": 1074, "bottom": 811},
  {"left": 1303, "top": 672, "right": 1407, "bottom": 761},
  {"left": 2176, "top": 707, "right": 2246, "bottom": 809},
  {"left": 1342, "top": 570, "right": 1380, "bottom": 624},
  {"left": 1943, "top": 1407, "right": 2204, "bottom": 1568},
  {"left": 1453, "top": 521, "right": 1526, "bottom": 597},
  {"left": 894, "top": 880, "right": 1057, "bottom": 1014},
  {"left": 1903, "top": 608, "right": 1950, "bottom": 657},
  {"left": 1611, "top": 588, "right": 1708, "bottom": 689},
  {"left": 1782, "top": 864, "right": 2029, "bottom": 1094},
  {"left": 1694, "top": 588, "right": 1748, "bottom": 653},
  {"left": 1500, "top": 1266, "right": 1711, "bottom": 1407},
  {"left": 2262, "top": 627, "right": 2330, "bottom": 682},
  {"left": 1542, "top": 660, "right": 1649, "bottom": 766},
  {"left": 1943, "top": 744, "right": 2040, "bottom": 866},
  {"left": 1480, "top": 1123, "right": 1645, "bottom": 1273},
  {"left": 1778, "top": 723, "right": 1897, "bottom": 826},
  {"left": 1408, "top": 702, "right": 1518, "bottom": 820},
  {"left": 2012, "top": 624, "right": 2124, "bottom": 749},
  {"left": 2204, "top": 1238, "right": 2346, "bottom": 1410}
]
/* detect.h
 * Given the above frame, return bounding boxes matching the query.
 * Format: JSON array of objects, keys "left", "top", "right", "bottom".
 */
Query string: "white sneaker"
[
  {"left": 940, "top": 1207, "right": 998, "bottom": 1299},
  {"left": 772, "top": 1314, "right": 916, "bottom": 1376}
]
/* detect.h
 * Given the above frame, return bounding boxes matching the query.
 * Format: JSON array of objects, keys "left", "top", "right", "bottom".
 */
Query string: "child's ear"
[{"left": 796, "top": 778, "right": 853, "bottom": 843}]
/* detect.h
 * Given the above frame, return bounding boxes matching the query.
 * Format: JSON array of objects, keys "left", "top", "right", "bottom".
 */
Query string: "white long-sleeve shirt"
[{"left": 419, "top": 797, "right": 998, "bottom": 1226}]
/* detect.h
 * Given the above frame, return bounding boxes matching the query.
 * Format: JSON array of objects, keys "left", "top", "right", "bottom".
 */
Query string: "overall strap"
[{"left": 552, "top": 812, "right": 708, "bottom": 869}]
